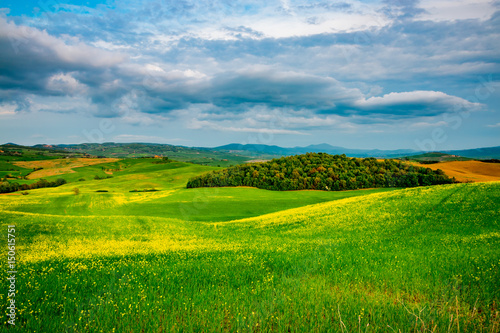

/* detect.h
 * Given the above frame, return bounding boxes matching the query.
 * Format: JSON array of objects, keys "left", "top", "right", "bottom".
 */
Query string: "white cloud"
[
  {"left": 112, "top": 134, "right": 187, "bottom": 143},
  {"left": 0, "top": 103, "right": 17, "bottom": 116},
  {"left": 354, "top": 91, "right": 484, "bottom": 115},
  {"left": 188, "top": 119, "right": 307, "bottom": 135},
  {"left": 418, "top": 0, "right": 496, "bottom": 22},
  {"left": 409, "top": 121, "right": 448, "bottom": 128},
  {"left": 47, "top": 73, "right": 87, "bottom": 95},
  {"left": 0, "top": 17, "right": 126, "bottom": 67}
]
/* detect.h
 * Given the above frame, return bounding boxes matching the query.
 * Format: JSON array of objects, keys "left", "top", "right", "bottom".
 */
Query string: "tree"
[
  {"left": 185, "top": 153, "right": 453, "bottom": 192},
  {"left": 72, "top": 188, "right": 80, "bottom": 195}
]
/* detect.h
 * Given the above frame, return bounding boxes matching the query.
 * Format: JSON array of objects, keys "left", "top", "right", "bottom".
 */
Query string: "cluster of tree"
[
  {"left": 0, "top": 150, "right": 22, "bottom": 157},
  {"left": 152, "top": 157, "right": 171, "bottom": 164},
  {"left": 418, "top": 160, "right": 440, "bottom": 164},
  {"left": 94, "top": 175, "right": 113, "bottom": 180},
  {"left": 129, "top": 188, "right": 159, "bottom": 192},
  {"left": 0, "top": 178, "right": 67, "bottom": 193},
  {"left": 187, "top": 153, "right": 455, "bottom": 191}
]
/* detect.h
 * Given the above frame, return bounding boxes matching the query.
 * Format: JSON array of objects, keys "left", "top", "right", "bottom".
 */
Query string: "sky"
[{"left": 0, "top": 0, "right": 499, "bottom": 150}]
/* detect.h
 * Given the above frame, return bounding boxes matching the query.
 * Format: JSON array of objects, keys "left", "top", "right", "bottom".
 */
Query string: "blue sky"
[{"left": 0, "top": 0, "right": 499, "bottom": 150}]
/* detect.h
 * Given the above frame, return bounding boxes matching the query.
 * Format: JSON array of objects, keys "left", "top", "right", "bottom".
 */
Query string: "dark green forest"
[
  {"left": 0, "top": 178, "right": 67, "bottom": 194},
  {"left": 187, "top": 153, "right": 455, "bottom": 191}
]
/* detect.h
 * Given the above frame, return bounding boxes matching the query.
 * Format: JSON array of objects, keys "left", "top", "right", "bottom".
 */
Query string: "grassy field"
[
  {"left": 0, "top": 159, "right": 395, "bottom": 221},
  {"left": 0, "top": 158, "right": 499, "bottom": 332},
  {"left": 12, "top": 158, "right": 120, "bottom": 180},
  {"left": 36, "top": 142, "right": 254, "bottom": 167},
  {"left": 0, "top": 161, "right": 32, "bottom": 180}
]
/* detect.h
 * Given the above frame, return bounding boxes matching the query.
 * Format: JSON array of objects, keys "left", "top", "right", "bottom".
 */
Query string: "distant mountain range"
[
  {"left": 3, "top": 142, "right": 500, "bottom": 160},
  {"left": 441, "top": 146, "right": 500, "bottom": 159},
  {"left": 213, "top": 143, "right": 500, "bottom": 159}
]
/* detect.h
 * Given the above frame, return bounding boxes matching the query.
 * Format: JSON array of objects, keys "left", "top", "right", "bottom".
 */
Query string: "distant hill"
[
  {"left": 187, "top": 152, "right": 455, "bottom": 191},
  {"left": 216, "top": 143, "right": 500, "bottom": 159},
  {"left": 215, "top": 143, "right": 419, "bottom": 158},
  {"left": 5, "top": 142, "right": 500, "bottom": 162},
  {"left": 29, "top": 142, "right": 249, "bottom": 167},
  {"left": 442, "top": 146, "right": 500, "bottom": 159},
  {"left": 0, "top": 143, "right": 86, "bottom": 161},
  {"left": 400, "top": 152, "right": 472, "bottom": 163}
]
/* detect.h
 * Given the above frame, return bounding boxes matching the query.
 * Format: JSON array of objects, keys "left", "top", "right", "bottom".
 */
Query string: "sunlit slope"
[
  {"left": 412, "top": 160, "right": 500, "bottom": 182},
  {"left": 12, "top": 158, "right": 120, "bottom": 179},
  {"left": 0, "top": 159, "right": 395, "bottom": 221},
  {"left": 0, "top": 182, "right": 498, "bottom": 332}
]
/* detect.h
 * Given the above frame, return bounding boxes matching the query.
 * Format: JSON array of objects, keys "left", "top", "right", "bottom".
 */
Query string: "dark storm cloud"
[{"left": 0, "top": 17, "right": 125, "bottom": 95}]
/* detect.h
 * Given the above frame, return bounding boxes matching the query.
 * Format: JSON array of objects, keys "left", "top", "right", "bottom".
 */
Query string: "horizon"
[
  {"left": 2, "top": 140, "right": 499, "bottom": 153},
  {"left": 0, "top": 0, "right": 499, "bottom": 150}
]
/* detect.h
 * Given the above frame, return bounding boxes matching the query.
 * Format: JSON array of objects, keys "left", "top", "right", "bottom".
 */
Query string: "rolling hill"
[
  {"left": 410, "top": 160, "right": 500, "bottom": 183},
  {"left": 0, "top": 165, "right": 498, "bottom": 331},
  {"left": 187, "top": 152, "right": 454, "bottom": 191},
  {"left": 214, "top": 143, "right": 420, "bottom": 158},
  {"left": 5, "top": 142, "right": 500, "bottom": 162}
]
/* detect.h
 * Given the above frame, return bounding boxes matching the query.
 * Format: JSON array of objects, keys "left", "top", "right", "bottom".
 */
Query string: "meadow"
[{"left": 0, "top": 158, "right": 499, "bottom": 332}]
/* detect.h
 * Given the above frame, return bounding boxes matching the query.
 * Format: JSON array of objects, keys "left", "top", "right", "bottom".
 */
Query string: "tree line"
[
  {"left": 187, "top": 153, "right": 455, "bottom": 191},
  {"left": 0, "top": 178, "right": 67, "bottom": 194}
]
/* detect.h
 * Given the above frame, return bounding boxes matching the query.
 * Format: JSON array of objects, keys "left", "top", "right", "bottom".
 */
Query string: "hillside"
[
  {"left": 1, "top": 158, "right": 394, "bottom": 221},
  {"left": 401, "top": 152, "right": 472, "bottom": 162},
  {"left": 411, "top": 160, "right": 500, "bottom": 183},
  {"left": 215, "top": 143, "right": 419, "bottom": 158},
  {"left": 0, "top": 143, "right": 88, "bottom": 161},
  {"left": 7, "top": 142, "right": 500, "bottom": 165},
  {"left": 1, "top": 180, "right": 498, "bottom": 332},
  {"left": 217, "top": 143, "right": 500, "bottom": 159},
  {"left": 30, "top": 142, "right": 249, "bottom": 166},
  {"left": 187, "top": 152, "right": 454, "bottom": 191},
  {"left": 443, "top": 145, "right": 500, "bottom": 159}
]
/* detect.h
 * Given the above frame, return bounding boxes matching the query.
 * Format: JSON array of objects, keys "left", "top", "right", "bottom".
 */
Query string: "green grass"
[
  {"left": 0, "top": 159, "right": 498, "bottom": 332},
  {"left": 45, "top": 143, "right": 252, "bottom": 166},
  {"left": 0, "top": 144, "right": 85, "bottom": 162},
  {"left": 0, "top": 161, "right": 32, "bottom": 179},
  {"left": 401, "top": 152, "right": 472, "bottom": 162},
  {"left": 2, "top": 159, "right": 393, "bottom": 221}
]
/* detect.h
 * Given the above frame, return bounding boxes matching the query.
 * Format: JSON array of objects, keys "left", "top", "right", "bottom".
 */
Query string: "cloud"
[
  {"left": 46, "top": 73, "right": 87, "bottom": 95},
  {"left": 188, "top": 119, "right": 308, "bottom": 135},
  {"left": 112, "top": 134, "right": 187, "bottom": 143},
  {"left": 486, "top": 122, "right": 500, "bottom": 128},
  {"left": 0, "top": 102, "right": 17, "bottom": 116},
  {"left": 418, "top": 0, "right": 496, "bottom": 22},
  {"left": 0, "top": 1, "right": 498, "bottom": 142},
  {"left": 409, "top": 120, "right": 448, "bottom": 128},
  {"left": 352, "top": 91, "right": 483, "bottom": 117},
  {"left": 205, "top": 68, "right": 361, "bottom": 111},
  {"left": 0, "top": 17, "right": 125, "bottom": 67},
  {"left": 0, "top": 16, "right": 126, "bottom": 103}
]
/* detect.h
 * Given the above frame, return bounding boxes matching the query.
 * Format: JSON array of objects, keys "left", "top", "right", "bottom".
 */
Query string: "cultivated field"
[
  {"left": 412, "top": 160, "right": 500, "bottom": 183},
  {"left": 0, "top": 158, "right": 499, "bottom": 332},
  {"left": 12, "top": 158, "right": 120, "bottom": 179}
]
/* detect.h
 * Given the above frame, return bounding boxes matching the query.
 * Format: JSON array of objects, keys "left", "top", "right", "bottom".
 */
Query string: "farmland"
[
  {"left": 12, "top": 158, "right": 120, "bottom": 180},
  {"left": 410, "top": 160, "right": 500, "bottom": 183},
  {"left": 0, "top": 157, "right": 499, "bottom": 332}
]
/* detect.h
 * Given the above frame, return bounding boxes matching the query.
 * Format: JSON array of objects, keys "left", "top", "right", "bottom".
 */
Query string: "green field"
[{"left": 0, "top": 158, "right": 499, "bottom": 332}]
